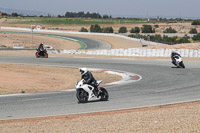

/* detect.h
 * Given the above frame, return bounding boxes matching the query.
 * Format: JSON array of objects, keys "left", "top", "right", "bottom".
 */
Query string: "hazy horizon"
[{"left": 0, "top": 0, "right": 199, "bottom": 19}]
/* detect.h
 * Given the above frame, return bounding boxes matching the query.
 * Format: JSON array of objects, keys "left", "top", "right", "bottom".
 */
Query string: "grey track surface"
[
  {"left": 0, "top": 55, "right": 200, "bottom": 120},
  {"left": 0, "top": 31, "right": 111, "bottom": 50}
]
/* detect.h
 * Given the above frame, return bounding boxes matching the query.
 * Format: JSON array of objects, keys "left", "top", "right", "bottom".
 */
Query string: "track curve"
[
  {"left": 0, "top": 31, "right": 111, "bottom": 50},
  {"left": 0, "top": 55, "right": 200, "bottom": 120}
]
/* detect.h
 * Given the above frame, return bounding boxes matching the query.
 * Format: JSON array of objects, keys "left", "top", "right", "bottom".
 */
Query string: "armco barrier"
[{"left": 50, "top": 48, "right": 200, "bottom": 58}]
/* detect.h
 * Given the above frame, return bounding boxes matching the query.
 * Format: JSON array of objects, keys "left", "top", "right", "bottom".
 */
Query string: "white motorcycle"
[
  {"left": 172, "top": 55, "right": 185, "bottom": 68},
  {"left": 75, "top": 79, "right": 109, "bottom": 103}
]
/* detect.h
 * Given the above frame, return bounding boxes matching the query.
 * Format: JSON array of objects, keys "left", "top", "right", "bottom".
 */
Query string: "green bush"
[
  {"left": 177, "top": 35, "right": 190, "bottom": 44},
  {"left": 163, "top": 27, "right": 177, "bottom": 33},
  {"left": 141, "top": 25, "right": 155, "bottom": 33},
  {"left": 0, "top": 45, "right": 7, "bottom": 48},
  {"left": 128, "top": 34, "right": 191, "bottom": 45},
  {"left": 154, "top": 25, "right": 159, "bottom": 28},
  {"left": 191, "top": 20, "right": 200, "bottom": 25},
  {"left": 102, "top": 27, "right": 113, "bottom": 33},
  {"left": 21, "top": 90, "right": 26, "bottom": 93},
  {"left": 189, "top": 28, "right": 198, "bottom": 34},
  {"left": 80, "top": 27, "right": 88, "bottom": 32},
  {"left": 130, "top": 27, "right": 140, "bottom": 33},
  {"left": 90, "top": 24, "right": 102, "bottom": 33},
  {"left": 192, "top": 33, "right": 200, "bottom": 41},
  {"left": 119, "top": 27, "right": 127, "bottom": 33}
]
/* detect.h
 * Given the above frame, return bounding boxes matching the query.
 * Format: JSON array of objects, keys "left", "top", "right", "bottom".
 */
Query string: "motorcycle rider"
[
  {"left": 80, "top": 68, "right": 99, "bottom": 96},
  {"left": 171, "top": 51, "right": 181, "bottom": 66},
  {"left": 38, "top": 43, "right": 45, "bottom": 53},
  {"left": 37, "top": 43, "right": 47, "bottom": 57}
]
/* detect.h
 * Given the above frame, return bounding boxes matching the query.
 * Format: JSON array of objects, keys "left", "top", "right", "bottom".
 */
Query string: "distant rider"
[
  {"left": 80, "top": 68, "right": 99, "bottom": 96},
  {"left": 171, "top": 51, "right": 181, "bottom": 66},
  {"left": 38, "top": 43, "right": 45, "bottom": 52}
]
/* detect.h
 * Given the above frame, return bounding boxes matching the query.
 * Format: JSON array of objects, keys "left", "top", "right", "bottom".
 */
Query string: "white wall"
[{"left": 52, "top": 48, "right": 200, "bottom": 58}]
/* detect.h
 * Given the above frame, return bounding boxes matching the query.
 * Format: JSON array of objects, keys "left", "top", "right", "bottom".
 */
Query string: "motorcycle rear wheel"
[
  {"left": 99, "top": 87, "right": 109, "bottom": 101},
  {"left": 44, "top": 53, "right": 48, "bottom": 58}
]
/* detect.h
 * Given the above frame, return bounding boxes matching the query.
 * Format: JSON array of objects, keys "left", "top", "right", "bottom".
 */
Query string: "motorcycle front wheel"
[
  {"left": 180, "top": 61, "right": 185, "bottom": 68},
  {"left": 35, "top": 52, "right": 39, "bottom": 58},
  {"left": 76, "top": 89, "right": 88, "bottom": 103},
  {"left": 99, "top": 87, "right": 109, "bottom": 101}
]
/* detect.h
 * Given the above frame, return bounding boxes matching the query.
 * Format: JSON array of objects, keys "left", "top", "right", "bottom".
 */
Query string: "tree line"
[
  {"left": 80, "top": 24, "right": 199, "bottom": 34},
  {"left": 0, "top": 11, "right": 112, "bottom": 19},
  {"left": 128, "top": 34, "right": 192, "bottom": 45},
  {"left": 128, "top": 33, "right": 200, "bottom": 45},
  {"left": 64, "top": 11, "right": 112, "bottom": 19},
  {"left": 80, "top": 24, "right": 200, "bottom": 45}
]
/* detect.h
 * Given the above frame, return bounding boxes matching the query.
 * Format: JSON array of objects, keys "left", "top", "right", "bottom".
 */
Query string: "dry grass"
[
  {"left": 0, "top": 64, "right": 121, "bottom": 95},
  {"left": 0, "top": 32, "right": 80, "bottom": 49}
]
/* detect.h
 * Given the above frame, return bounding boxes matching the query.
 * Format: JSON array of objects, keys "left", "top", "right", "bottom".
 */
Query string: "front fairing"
[
  {"left": 175, "top": 57, "right": 182, "bottom": 63},
  {"left": 75, "top": 80, "right": 93, "bottom": 93}
]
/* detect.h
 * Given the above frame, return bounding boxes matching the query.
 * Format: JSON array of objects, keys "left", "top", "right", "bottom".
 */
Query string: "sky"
[{"left": 0, "top": 0, "right": 199, "bottom": 18}]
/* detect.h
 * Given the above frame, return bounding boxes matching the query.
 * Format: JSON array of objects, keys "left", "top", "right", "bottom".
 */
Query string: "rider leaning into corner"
[
  {"left": 171, "top": 50, "right": 181, "bottom": 66},
  {"left": 38, "top": 43, "right": 45, "bottom": 52},
  {"left": 80, "top": 68, "right": 99, "bottom": 96}
]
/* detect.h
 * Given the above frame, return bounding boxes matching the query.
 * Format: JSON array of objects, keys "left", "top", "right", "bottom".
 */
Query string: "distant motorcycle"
[
  {"left": 35, "top": 48, "right": 48, "bottom": 58},
  {"left": 172, "top": 55, "right": 185, "bottom": 68},
  {"left": 75, "top": 79, "right": 109, "bottom": 103}
]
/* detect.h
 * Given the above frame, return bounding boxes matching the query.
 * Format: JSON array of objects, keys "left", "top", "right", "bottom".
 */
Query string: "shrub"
[
  {"left": 189, "top": 28, "right": 198, "bottom": 34},
  {"left": 0, "top": 45, "right": 7, "bottom": 48},
  {"left": 21, "top": 90, "right": 26, "bottom": 93},
  {"left": 128, "top": 34, "right": 190, "bottom": 45},
  {"left": 130, "top": 27, "right": 140, "bottom": 33},
  {"left": 90, "top": 24, "right": 102, "bottom": 33},
  {"left": 141, "top": 25, "right": 155, "bottom": 33},
  {"left": 154, "top": 25, "right": 159, "bottom": 28},
  {"left": 119, "top": 27, "right": 127, "bottom": 33},
  {"left": 192, "top": 33, "right": 200, "bottom": 41},
  {"left": 191, "top": 20, "right": 200, "bottom": 25},
  {"left": 80, "top": 27, "right": 88, "bottom": 32},
  {"left": 102, "top": 27, "right": 114, "bottom": 33},
  {"left": 177, "top": 35, "right": 190, "bottom": 43},
  {"left": 163, "top": 27, "right": 177, "bottom": 33}
]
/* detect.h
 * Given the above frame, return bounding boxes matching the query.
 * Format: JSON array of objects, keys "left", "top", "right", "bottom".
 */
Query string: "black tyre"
[
  {"left": 44, "top": 53, "right": 48, "bottom": 58},
  {"left": 99, "top": 87, "right": 109, "bottom": 101},
  {"left": 180, "top": 61, "right": 185, "bottom": 68},
  {"left": 76, "top": 89, "right": 88, "bottom": 103}
]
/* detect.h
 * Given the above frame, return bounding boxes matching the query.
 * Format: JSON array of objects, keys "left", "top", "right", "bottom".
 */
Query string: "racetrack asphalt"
[{"left": 0, "top": 55, "right": 200, "bottom": 120}]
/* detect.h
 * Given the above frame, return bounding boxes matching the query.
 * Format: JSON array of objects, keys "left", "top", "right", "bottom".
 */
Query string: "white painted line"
[{"left": 87, "top": 68, "right": 142, "bottom": 86}]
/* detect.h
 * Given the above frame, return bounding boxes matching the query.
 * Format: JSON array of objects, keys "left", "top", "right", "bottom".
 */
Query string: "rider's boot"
[{"left": 97, "top": 88, "right": 102, "bottom": 98}]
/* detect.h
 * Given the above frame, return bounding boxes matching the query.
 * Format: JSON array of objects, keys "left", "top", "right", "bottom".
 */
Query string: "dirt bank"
[{"left": 0, "top": 64, "right": 121, "bottom": 95}]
